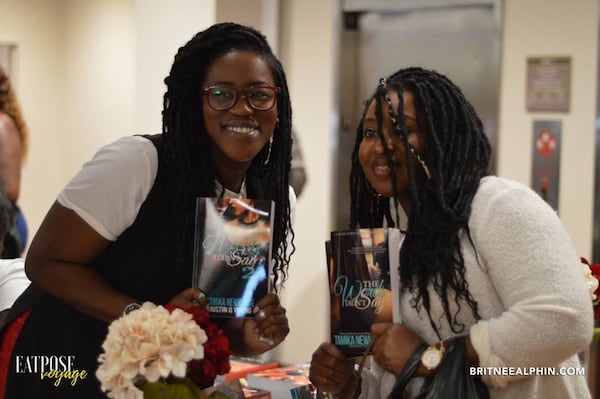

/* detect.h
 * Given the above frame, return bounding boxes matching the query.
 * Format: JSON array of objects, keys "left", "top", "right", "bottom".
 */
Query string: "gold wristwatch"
[{"left": 421, "top": 340, "right": 445, "bottom": 371}]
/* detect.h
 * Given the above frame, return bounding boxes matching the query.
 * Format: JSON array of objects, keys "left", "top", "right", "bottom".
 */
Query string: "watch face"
[
  {"left": 421, "top": 346, "right": 443, "bottom": 370},
  {"left": 124, "top": 303, "right": 142, "bottom": 315}
]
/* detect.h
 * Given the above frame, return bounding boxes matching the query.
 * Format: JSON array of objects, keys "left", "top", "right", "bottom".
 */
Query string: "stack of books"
[
  {"left": 246, "top": 363, "right": 324, "bottom": 399},
  {"left": 220, "top": 358, "right": 279, "bottom": 382}
]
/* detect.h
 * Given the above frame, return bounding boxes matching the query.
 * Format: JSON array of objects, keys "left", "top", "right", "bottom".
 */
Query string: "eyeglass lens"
[{"left": 206, "top": 87, "right": 277, "bottom": 111}]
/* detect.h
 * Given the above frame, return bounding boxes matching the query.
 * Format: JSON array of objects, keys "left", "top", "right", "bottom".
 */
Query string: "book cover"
[
  {"left": 193, "top": 198, "right": 275, "bottom": 318},
  {"left": 290, "top": 384, "right": 326, "bottom": 399},
  {"left": 220, "top": 358, "right": 279, "bottom": 382},
  {"left": 243, "top": 386, "right": 272, "bottom": 399},
  {"left": 206, "top": 377, "right": 272, "bottom": 399},
  {"left": 327, "top": 227, "right": 402, "bottom": 357},
  {"left": 246, "top": 364, "right": 324, "bottom": 399}
]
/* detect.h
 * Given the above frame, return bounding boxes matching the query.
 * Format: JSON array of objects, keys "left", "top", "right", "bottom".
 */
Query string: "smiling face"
[
  {"left": 202, "top": 50, "right": 278, "bottom": 173},
  {"left": 358, "top": 90, "right": 425, "bottom": 210}
]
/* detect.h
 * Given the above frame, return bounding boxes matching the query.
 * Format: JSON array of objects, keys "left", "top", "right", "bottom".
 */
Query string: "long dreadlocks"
[
  {"left": 161, "top": 23, "right": 294, "bottom": 289},
  {"left": 350, "top": 67, "right": 491, "bottom": 337}
]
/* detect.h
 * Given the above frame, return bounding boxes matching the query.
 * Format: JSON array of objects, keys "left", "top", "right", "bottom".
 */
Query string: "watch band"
[{"left": 122, "top": 302, "right": 142, "bottom": 316}]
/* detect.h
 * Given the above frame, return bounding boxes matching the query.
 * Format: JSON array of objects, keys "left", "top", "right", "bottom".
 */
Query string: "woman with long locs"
[
  {"left": 309, "top": 67, "right": 592, "bottom": 399},
  {"left": 0, "top": 23, "right": 295, "bottom": 399}
]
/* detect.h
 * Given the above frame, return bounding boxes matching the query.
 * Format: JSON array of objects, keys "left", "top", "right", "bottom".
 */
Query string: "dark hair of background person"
[
  {"left": 161, "top": 22, "right": 294, "bottom": 289},
  {"left": 289, "top": 130, "right": 307, "bottom": 197},
  {"left": 0, "top": 66, "right": 28, "bottom": 162},
  {"left": 349, "top": 67, "right": 492, "bottom": 337}
]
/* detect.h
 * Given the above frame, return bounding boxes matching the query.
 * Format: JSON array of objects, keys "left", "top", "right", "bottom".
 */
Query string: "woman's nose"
[
  {"left": 375, "top": 135, "right": 395, "bottom": 152},
  {"left": 229, "top": 96, "right": 254, "bottom": 115}
]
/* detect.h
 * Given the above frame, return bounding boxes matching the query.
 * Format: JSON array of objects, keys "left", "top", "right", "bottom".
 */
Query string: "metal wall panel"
[{"left": 333, "top": 1, "right": 502, "bottom": 230}]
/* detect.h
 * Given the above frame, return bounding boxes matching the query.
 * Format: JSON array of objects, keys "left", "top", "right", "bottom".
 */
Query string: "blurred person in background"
[
  {"left": 0, "top": 65, "right": 28, "bottom": 257},
  {"left": 0, "top": 183, "right": 28, "bottom": 326},
  {"left": 290, "top": 130, "right": 307, "bottom": 197}
]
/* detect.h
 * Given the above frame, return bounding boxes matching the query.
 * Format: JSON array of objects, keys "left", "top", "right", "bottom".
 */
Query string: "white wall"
[
  {"left": 60, "top": 0, "right": 136, "bottom": 177},
  {"left": 498, "top": 0, "right": 598, "bottom": 258},
  {"left": 270, "top": 0, "right": 338, "bottom": 364},
  {"left": 0, "top": 0, "right": 64, "bottom": 244},
  {"left": 135, "top": 0, "right": 215, "bottom": 134}
]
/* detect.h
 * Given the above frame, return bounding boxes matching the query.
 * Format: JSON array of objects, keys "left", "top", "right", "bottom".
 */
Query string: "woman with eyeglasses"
[{"left": 0, "top": 23, "right": 294, "bottom": 399}]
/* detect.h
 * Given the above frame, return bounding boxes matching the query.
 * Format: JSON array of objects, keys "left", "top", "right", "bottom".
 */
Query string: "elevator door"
[{"left": 334, "top": 1, "right": 502, "bottom": 230}]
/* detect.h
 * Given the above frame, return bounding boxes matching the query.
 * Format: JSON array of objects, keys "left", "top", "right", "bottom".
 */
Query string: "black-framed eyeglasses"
[{"left": 202, "top": 85, "right": 280, "bottom": 111}]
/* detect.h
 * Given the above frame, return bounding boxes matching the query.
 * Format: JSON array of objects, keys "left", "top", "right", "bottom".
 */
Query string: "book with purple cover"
[{"left": 193, "top": 198, "right": 274, "bottom": 318}]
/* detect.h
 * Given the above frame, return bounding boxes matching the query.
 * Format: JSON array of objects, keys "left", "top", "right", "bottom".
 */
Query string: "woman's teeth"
[{"left": 227, "top": 126, "right": 257, "bottom": 134}]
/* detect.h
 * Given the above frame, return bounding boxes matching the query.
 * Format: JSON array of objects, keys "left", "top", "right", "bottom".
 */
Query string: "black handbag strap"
[{"left": 387, "top": 342, "right": 428, "bottom": 399}]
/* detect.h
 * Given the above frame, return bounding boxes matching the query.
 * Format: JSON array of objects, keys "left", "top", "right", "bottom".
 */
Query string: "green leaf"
[
  {"left": 141, "top": 380, "right": 204, "bottom": 399},
  {"left": 141, "top": 381, "right": 168, "bottom": 399},
  {"left": 207, "top": 391, "right": 232, "bottom": 399},
  {"left": 179, "top": 378, "right": 207, "bottom": 399}
]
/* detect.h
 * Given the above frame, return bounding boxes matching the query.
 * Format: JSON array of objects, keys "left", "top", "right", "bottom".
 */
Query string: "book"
[
  {"left": 220, "top": 358, "right": 279, "bottom": 382},
  {"left": 206, "top": 377, "right": 272, "bottom": 399},
  {"left": 243, "top": 386, "right": 272, "bottom": 399},
  {"left": 290, "top": 384, "right": 325, "bottom": 399},
  {"left": 327, "top": 227, "right": 403, "bottom": 357},
  {"left": 246, "top": 363, "right": 324, "bottom": 399},
  {"left": 193, "top": 197, "right": 275, "bottom": 318},
  {"left": 204, "top": 378, "right": 246, "bottom": 399}
]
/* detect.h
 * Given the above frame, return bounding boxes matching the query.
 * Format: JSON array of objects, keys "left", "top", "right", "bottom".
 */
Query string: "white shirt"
[
  {"left": 0, "top": 258, "right": 29, "bottom": 311},
  {"left": 360, "top": 176, "right": 592, "bottom": 399},
  {"left": 57, "top": 135, "right": 296, "bottom": 240}
]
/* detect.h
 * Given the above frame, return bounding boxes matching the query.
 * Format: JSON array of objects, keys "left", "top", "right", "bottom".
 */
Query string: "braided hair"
[
  {"left": 350, "top": 67, "right": 491, "bottom": 337},
  {"left": 0, "top": 65, "right": 28, "bottom": 160},
  {"left": 161, "top": 23, "right": 294, "bottom": 289}
]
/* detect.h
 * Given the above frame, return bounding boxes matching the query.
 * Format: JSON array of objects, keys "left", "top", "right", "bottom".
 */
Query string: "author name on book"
[
  {"left": 209, "top": 296, "right": 252, "bottom": 316},
  {"left": 333, "top": 334, "right": 372, "bottom": 347}
]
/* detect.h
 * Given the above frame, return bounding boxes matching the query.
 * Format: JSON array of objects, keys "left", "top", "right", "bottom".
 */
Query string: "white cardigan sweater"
[{"left": 359, "top": 176, "right": 593, "bottom": 399}]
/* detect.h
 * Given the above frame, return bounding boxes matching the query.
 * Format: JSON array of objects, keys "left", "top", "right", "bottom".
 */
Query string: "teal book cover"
[{"left": 193, "top": 198, "right": 274, "bottom": 318}]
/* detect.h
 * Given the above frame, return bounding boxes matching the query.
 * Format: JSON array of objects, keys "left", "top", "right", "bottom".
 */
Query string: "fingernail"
[
  {"left": 259, "top": 335, "right": 275, "bottom": 345},
  {"left": 257, "top": 310, "right": 266, "bottom": 318},
  {"left": 253, "top": 306, "right": 260, "bottom": 314}
]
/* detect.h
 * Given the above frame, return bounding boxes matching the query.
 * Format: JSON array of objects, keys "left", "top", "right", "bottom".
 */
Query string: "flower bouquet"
[
  {"left": 581, "top": 257, "right": 600, "bottom": 319},
  {"left": 97, "top": 302, "right": 231, "bottom": 399}
]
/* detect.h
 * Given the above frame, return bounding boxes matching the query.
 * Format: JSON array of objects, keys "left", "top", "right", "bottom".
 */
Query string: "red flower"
[{"left": 164, "top": 304, "right": 231, "bottom": 386}]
